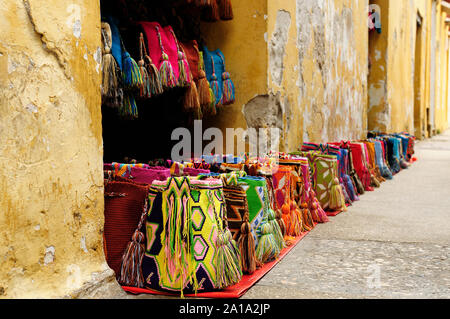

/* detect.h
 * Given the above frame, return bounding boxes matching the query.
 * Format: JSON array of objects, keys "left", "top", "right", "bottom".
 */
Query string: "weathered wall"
[
  {"left": 414, "top": 0, "right": 429, "bottom": 139},
  {"left": 388, "top": 0, "right": 417, "bottom": 134},
  {"left": 203, "top": 0, "right": 369, "bottom": 153},
  {"left": 200, "top": 0, "right": 268, "bottom": 150},
  {"left": 291, "top": 0, "right": 369, "bottom": 146},
  {"left": 435, "top": 3, "right": 449, "bottom": 133},
  {"left": 0, "top": 0, "right": 124, "bottom": 298},
  {"left": 369, "top": 0, "right": 449, "bottom": 137},
  {"left": 368, "top": 0, "right": 416, "bottom": 134}
]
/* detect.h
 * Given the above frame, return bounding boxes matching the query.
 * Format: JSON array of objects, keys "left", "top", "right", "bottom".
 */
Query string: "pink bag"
[
  {"left": 129, "top": 166, "right": 170, "bottom": 185},
  {"left": 139, "top": 22, "right": 180, "bottom": 87},
  {"left": 183, "top": 167, "right": 211, "bottom": 176}
]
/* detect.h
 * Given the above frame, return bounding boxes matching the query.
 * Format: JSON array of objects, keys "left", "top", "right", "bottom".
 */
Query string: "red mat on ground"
[
  {"left": 122, "top": 230, "right": 312, "bottom": 299},
  {"left": 326, "top": 209, "right": 344, "bottom": 217}
]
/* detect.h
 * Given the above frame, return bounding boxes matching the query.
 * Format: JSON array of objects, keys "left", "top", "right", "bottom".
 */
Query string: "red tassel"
[
  {"left": 118, "top": 230, "right": 145, "bottom": 287},
  {"left": 202, "top": 0, "right": 220, "bottom": 22}
]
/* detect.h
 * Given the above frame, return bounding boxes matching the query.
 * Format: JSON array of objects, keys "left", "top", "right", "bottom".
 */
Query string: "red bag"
[{"left": 104, "top": 181, "right": 149, "bottom": 277}]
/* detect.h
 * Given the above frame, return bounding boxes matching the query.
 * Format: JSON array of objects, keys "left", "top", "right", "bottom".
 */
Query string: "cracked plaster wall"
[
  {"left": 0, "top": 0, "right": 124, "bottom": 298},
  {"left": 263, "top": 0, "right": 369, "bottom": 151}
]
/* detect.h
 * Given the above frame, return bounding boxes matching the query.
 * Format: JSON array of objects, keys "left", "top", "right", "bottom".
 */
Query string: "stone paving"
[{"left": 242, "top": 130, "right": 450, "bottom": 299}]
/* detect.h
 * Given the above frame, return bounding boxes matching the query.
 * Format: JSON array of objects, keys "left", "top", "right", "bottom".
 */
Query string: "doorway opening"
[{"left": 414, "top": 12, "right": 423, "bottom": 139}]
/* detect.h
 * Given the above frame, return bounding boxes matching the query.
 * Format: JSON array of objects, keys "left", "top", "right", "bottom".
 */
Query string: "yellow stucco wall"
[
  {"left": 203, "top": 0, "right": 369, "bottom": 153},
  {"left": 0, "top": 0, "right": 122, "bottom": 298},
  {"left": 435, "top": 4, "right": 449, "bottom": 133},
  {"left": 368, "top": 0, "right": 449, "bottom": 137},
  {"left": 200, "top": 0, "right": 268, "bottom": 150},
  {"left": 388, "top": 0, "right": 417, "bottom": 134}
]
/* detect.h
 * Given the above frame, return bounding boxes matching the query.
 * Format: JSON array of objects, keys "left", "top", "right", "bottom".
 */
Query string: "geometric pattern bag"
[
  {"left": 302, "top": 152, "right": 346, "bottom": 212},
  {"left": 141, "top": 177, "right": 241, "bottom": 296}
]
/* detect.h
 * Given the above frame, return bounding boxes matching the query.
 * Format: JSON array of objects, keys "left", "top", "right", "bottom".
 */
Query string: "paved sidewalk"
[{"left": 242, "top": 131, "right": 450, "bottom": 299}]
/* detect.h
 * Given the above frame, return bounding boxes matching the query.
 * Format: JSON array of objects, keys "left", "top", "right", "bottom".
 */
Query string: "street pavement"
[{"left": 242, "top": 130, "right": 450, "bottom": 299}]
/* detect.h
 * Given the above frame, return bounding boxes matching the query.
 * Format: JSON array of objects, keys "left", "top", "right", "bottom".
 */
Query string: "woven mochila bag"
[
  {"left": 272, "top": 165, "right": 303, "bottom": 240},
  {"left": 203, "top": 45, "right": 235, "bottom": 106},
  {"left": 195, "top": 170, "right": 257, "bottom": 273},
  {"left": 327, "top": 144, "right": 360, "bottom": 202},
  {"left": 364, "top": 140, "right": 385, "bottom": 185},
  {"left": 103, "top": 15, "right": 142, "bottom": 118},
  {"left": 104, "top": 180, "right": 149, "bottom": 279},
  {"left": 386, "top": 137, "right": 401, "bottom": 174},
  {"left": 285, "top": 155, "right": 329, "bottom": 224},
  {"left": 297, "top": 151, "right": 347, "bottom": 213},
  {"left": 374, "top": 139, "right": 393, "bottom": 179},
  {"left": 301, "top": 143, "right": 353, "bottom": 205},
  {"left": 141, "top": 177, "right": 241, "bottom": 295},
  {"left": 278, "top": 157, "right": 316, "bottom": 232},
  {"left": 245, "top": 162, "right": 288, "bottom": 241},
  {"left": 139, "top": 22, "right": 185, "bottom": 91},
  {"left": 349, "top": 142, "right": 373, "bottom": 192},
  {"left": 237, "top": 176, "right": 284, "bottom": 264}
]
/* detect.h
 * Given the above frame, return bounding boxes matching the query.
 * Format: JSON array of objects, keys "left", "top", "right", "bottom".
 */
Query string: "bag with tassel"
[
  {"left": 141, "top": 176, "right": 241, "bottom": 296},
  {"left": 203, "top": 45, "right": 227, "bottom": 107},
  {"left": 272, "top": 165, "right": 302, "bottom": 240},
  {"left": 222, "top": 181, "right": 257, "bottom": 273},
  {"left": 139, "top": 22, "right": 179, "bottom": 91},
  {"left": 297, "top": 157, "right": 329, "bottom": 223},
  {"left": 197, "top": 170, "right": 254, "bottom": 273},
  {"left": 101, "top": 22, "right": 122, "bottom": 108},
  {"left": 104, "top": 180, "right": 149, "bottom": 282},
  {"left": 350, "top": 142, "right": 374, "bottom": 192},
  {"left": 278, "top": 157, "right": 315, "bottom": 231},
  {"left": 138, "top": 32, "right": 163, "bottom": 98},
  {"left": 374, "top": 139, "right": 393, "bottom": 179},
  {"left": 237, "top": 176, "right": 270, "bottom": 249},
  {"left": 297, "top": 151, "right": 347, "bottom": 213},
  {"left": 102, "top": 15, "right": 140, "bottom": 117}
]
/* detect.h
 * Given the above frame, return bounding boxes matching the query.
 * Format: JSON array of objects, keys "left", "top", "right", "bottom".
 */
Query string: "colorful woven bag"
[
  {"left": 140, "top": 22, "right": 180, "bottom": 91},
  {"left": 301, "top": 151, "right": 347, "bottom": 212},
  {"left": 141, "top": 177, "right": 241, "bottom": 295},
  {"left": 104, "top": 180, "right": 149, "bottom": 278},
  {"left": 203, "top": 46, "right": 235, "bottom": 106},
  {"left": 272, "top": 165, "right": 302, "bottom": 239}
]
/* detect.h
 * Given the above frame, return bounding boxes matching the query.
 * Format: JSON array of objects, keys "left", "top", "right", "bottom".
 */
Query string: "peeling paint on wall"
[{"left": 269, "top": 10, "right": 291, "bottom": 87}]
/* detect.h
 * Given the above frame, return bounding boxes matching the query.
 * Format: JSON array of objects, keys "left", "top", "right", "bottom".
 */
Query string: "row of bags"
[
  {"left": 102, "top": 132, "right": 416, "bottom": 295},
  {"left": 101, "top": 15, "right": 235, "bottom": 119}
]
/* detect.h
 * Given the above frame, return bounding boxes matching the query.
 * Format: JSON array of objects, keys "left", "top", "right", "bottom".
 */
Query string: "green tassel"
[
  {"left": 267, "top": 209, "right": 285, "bottom": 252},
  {"left": 122, "top": 52, "right": 143, "bottom": 90},
  {"left": 215, "top": 229, "right": 243, "bottom": 289},
  {"left": 329, "top": 178, "right": 346, "bottom": 211},
  {"left": 120, "top": 94, "right": 138, "bottom": 118},
  {"left": 159, "top": 52, "right": 177, "bottom": 90},
  {"left": 255, "top": 222, "right": 281, "bottom": 264}
]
